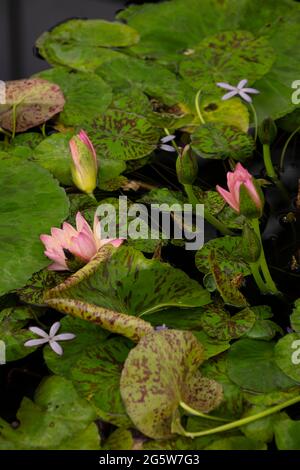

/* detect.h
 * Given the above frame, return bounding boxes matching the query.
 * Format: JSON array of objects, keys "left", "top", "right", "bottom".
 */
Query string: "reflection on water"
[{"left": 0, "top": 0, "right": 127, "bottom": 80}]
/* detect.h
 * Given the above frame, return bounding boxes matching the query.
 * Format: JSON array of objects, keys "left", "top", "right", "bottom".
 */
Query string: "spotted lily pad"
[
  {"left": 120, "top": 330, "right": 223, "bottom": 439},
  {"left": 191, "top": 123, "right": 254, "bottom": 161},
  {"left": 0, "top": 78, "right": 65, "bottom": 132},
  {"left": 200, "top": 305, "right": 256, "bottom": 341},
  {"left": 179, "top": 30, "right": 274, "bottom": 91},
  {"left": 44, "top": 245, "right": 210, "bottom": 318}
]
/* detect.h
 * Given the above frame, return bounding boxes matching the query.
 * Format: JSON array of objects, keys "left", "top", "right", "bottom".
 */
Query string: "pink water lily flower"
[
  {"left": 40, "top": 212, "right": 123, "bottom": 271},
  {"left": 70, "top": 130, "right": 98, "bottom": 196},
  {"left": 216, "top": 163, "right": 262, "bottom": 213}
]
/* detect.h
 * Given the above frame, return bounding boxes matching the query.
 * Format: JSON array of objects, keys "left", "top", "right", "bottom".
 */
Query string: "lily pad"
[
  {"left": 0, "top": 160, "right": 69, "bottom": 296},
  {"left": 274, "top": 333, "right": 300, "bottom": 382},
  {"left": 0, "top": 376, "right": 99, "bottom": 450},
  {"left": 179, "top": 30, "right": 274, "bottom": 91},
  {"left": 291, "top": 299, "right": 300, "bottom": 333},
  {"left": 0, "top": 78, "right": 65, "bottom": 132},
  {"left": 36, "top": 19, "right": 140, "bottom": 72},
  {"left": 45, "top": 245, "right": 211, "bottom": 317},
  {"left": 227, "top": 339, "right": 297, "bottom": 393},
  {"left": 191, "top": 123, "right": 254, "bottom": 161},
  {"left": 120, "top": 330, "right": 223, "bottom": 439},
  {"left": 200, "top": 305, "right": 256, "bottom": 341},
  {"left": 274, "top": 418, "right": 300, "bottom": 450},
  {"left": 36, "top": 67, "right": 112, "bottom": 126},
  {"left": 204, "top": 436, "right": 267, "bottom": 450},
  {"left": 196, "top": 236, "right": 250, "bottom": 277}
]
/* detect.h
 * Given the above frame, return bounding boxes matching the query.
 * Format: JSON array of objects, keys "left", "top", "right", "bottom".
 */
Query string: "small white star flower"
[
  {"left": 159, "top": 134, "right": 176, "bottom": 152},
  {"left": 24, "top": 321, "right": 76, "bottom": 356},
  {"left": 216, "top": 79, "right": 260, "bottom": 103}
]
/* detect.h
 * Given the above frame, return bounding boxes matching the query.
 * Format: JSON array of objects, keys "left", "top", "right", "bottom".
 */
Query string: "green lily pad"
[
  {"left": 241, "top": 406, "right": 288, "bottom": 444},
  {"left": 246, "top": 305, "right": 283, "bottom": 341},
  {"left": 191, "top": 123, "right": 254, "bottom": 161},
  {"left": 0, "top": 376, "right": 99, "bottom": 450},
  {"left": 196, "top": 236, "right": 250, "bottom": 277},
  {"left": 274, "top": 333, "right": 300, "bottom": 382},
  {"left": 192, "top": 331, "right": 230, "bottom": 359},
  {"left": 204, "top": 436, "right": 267, "bottom": 450},
  {"left": 198, "top": 95, "right": 250, "bottom": 133},
  {"left": 120, "top": 330, "right": 223, "bottom": 439},
  {"left": 227, "top": 339, "right": 297, "bottom": 393},
  {"left": 0, "top": 306, "right": 44, "bottom": 361},
  {"left": 0, "top": 78, "right": 65, "bottom": 132},
  {"left": 274, "top": 418, "right": 300, "bottom": 450},
  {"left": 0, "top": 160, "right": 69, "bottom": 296},
  {"left": 36, "top": 19, "right": 140, "bottom": 72},
  {"left": 36, "top": 67, "right": 112, "bottom": 126},
  {"left": 45, "top": 245, "right": 211, "bottom": 317},
  {"left": 291, "top": 299, "right": 300, "bottom": 333},
  {"left": 102, "top": 428, "right": 134, "bottom": 451},
  {"left": 145, "top": 306, "right": 204, "bottom": 331},
  {"left": 179, "top": 30, "right": 274, "bottom": 91},
  {"left": 200, "top": 305, "right": 256, "bottom": 341}
]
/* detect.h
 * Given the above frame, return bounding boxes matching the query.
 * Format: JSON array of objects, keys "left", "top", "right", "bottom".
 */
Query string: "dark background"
[{"left": 0, "top": 0, "right": 162, "bottom": 80}]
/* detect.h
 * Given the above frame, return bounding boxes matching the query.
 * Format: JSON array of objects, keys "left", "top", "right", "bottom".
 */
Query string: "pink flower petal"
[
  {"left": 49, "top": 322, "right": 61, "bottom": 337},
  {"left": 76, "top": 212, "right": 94, "bottom": 238},
  {"left": 50, "top": 341, "right": 63, "bottom": 356},
  {"left": 71, "top": 232, "right": 97, "bottom": 261},
  {"left": 216, "top": 185, "right": 240, "bottom": 212},
  {"left": 78, "top": 130, "right": 98, "bottom": 168},
  {"left": 243, "top": 180, "right": 262, "bottom": 209}
]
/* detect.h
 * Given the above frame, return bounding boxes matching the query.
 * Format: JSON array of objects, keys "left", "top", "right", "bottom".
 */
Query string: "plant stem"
[
  {"left": 249, "top": 102, "right": 258, "bottom": 141},
  {"left": 11, "top": 103, "right": 17, "bottom": 140},
  {"left": 263, "top": 144, "right": 289, "bottom": 201},
  {"left": 249, "top": 261, "right": 268, "bottom": 294},
  {"left": 180, "top": 395, "right": 300, "bottom": 438},
  {"left": 179, "top": 401, "right": 229, "bottom": 422},
  {"left": 280, "top": 125, "right": 300, "bottom": 172},
  {"left": 250, "top": 218, "right": 279, "bottom": 295},
  {"left": 195, "top": 90, "right": 205, "bottom": 125},
  {"left": 184, "top": 184, "right": 233, "bottom": 236}
]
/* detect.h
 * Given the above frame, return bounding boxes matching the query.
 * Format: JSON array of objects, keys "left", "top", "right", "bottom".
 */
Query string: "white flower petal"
[
  {"left": 216, "top": 82, "right": 235, "bottom": 91},
  {"left": 24, "top": 338, "right": 49, "bottom": 347},
  {"left": 239, "top": 91, "right": 252, "bottom": 103},
  {"left": 50, "top": 341, "right": 63, "bottom": 356},
  {"left": 237, "top": 79, "right": 248, "bottom": 89},
  {"left": 29, "top": 326, "right": 48, "bottom": 338},
  {"left": 53, "top": 333, "right": 76, "bottom": 341},
  {"left": 49, "top": 321, "right": 61, "bottom": 338},
  {"left": 160, "top": 134, "right": 176, "bottom": 143},
  {"left": 242, "top": 87, "right": 260, "bottom": 95},
  {"left": 160, "top": 144, "right": 176, "bottom": 152},
  {"left": 222, "top": 90, "right": 238, "bottom": 100}
]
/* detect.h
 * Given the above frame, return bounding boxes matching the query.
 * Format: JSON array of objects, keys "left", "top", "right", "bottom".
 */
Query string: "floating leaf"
[
  {"left": 198, "top": 95, "right": 249, "bottom": 133},
  {"left": 179, "top": 30, "right": 274, "bottom": 91},
  {"left": 36, "top": 19, "right": 140, "bottom": 71},
  {"left": 45, "top": 245, "right": 211, "bottom": 317},
  {"left": 291, "top": 299, "right": 300, "bottom": 333},
  {"left": 0, "top": 160, "right": 69, "bottom": 296},
  {"left": 191, "top": 123, "right": 254, "bottom": 161},
  {"left": 196, "top": 236, "right": 250, "bottom": 276},
  {"left": 120, "top": 330, "right": 223, "bottom": 439},
  {"left": 0, "top": 376, "right": 99, "bottom": 450},
  {"left": 274, "top": 333, "right": 300, "bottom": 382},
  {"left": 36, "top": 67, "right": 112, "bottom": 126},
  {"left": 0, "top": 78, "right": 65, "bottom": 132},
  {"left": 102, "top": 428, "right": 134, "bottom": 451},
  {"left": 227, "top": 339, "right": 296, "bottom": 393},
  {"left": 246, "top": 305, "right": 283, "bottom": 341},
  {"left": 274, "top": 418, "right": 300, "bottom": 450},
  {"left": 204, "top": 436, "right": 267, "bottom": 450},
  {"left": 200, "top": 305, "right": 256, "bottom": 341},
  {"left": 192, "top": 331, "right": 230, "bottom": 359}
]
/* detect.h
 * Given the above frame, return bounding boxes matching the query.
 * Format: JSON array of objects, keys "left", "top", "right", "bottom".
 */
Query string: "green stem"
[
  {"left": 87, "top": 192, "right": 97, "bottom": 202},
  {"left": 11, "top": 103, "right": 17, "bottom": 140},
  {"left": 279, "top": 125, "right": 300, "bottom": 172},
  {"left": 263, "top": 144, "right": 289, "bottom": 201},
  {"left": 184, "top": 184, "right": 233, "bottom": 236},
  {"left": 249, "top": 261, "right": 268, "bottom": 294},
  {"left": 180, "top": 395, "right": 300, "bottom": 438},
  {"left": 179, "top": 401, "right": 229, "bottom": 422},
  {"left": 41, "top": 123, "right": 47, "bottom": 138},
  {"left": 250, "top": 218, "right": 279, "bottom": 295},
  {"left": 195, "top": 90, "right": 205, "bottom": 125},
  {"left": 249, "top": 102, "right": 258, "bottom": 141},
  {"left": 164, "top": 127, "right": 180, "bottom": 153},
  {"left": 0, "top": 127, "right": 11, "bottom": 138}
]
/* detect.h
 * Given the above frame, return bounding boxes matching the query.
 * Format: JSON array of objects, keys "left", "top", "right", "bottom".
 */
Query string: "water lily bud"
[
  {"left": 258, "top": 118, "right": 277, "bottom": 145},
  {"left": 239, "top": 180, "right": 264, "bottom": 219},
  {"left": 70, "top": 130, "right": 98, "bottom": 196},
  {"left": 176, "top": 145, "right": 198, "bottom": 185},
  {"left": 241, "top": 222, "right": 261, "bottom": 263}
]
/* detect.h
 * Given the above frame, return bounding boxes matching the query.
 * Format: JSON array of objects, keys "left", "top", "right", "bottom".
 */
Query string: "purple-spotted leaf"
[
  {"left": 0, "top": 78, "right": 65, "bottom": 132},
  {"left": 200, "top": 305, "right": 256, "bottom": 341},
  {"left": 120, "top": 330, "right": 223, "bottom": 439}
]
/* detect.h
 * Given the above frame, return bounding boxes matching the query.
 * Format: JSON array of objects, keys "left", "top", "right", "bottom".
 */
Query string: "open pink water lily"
[
  {"left": 24, "top": 321, "right": 75, "bottom": 356},
  {"left": 216, "top": 163, "right": 262, "bottom": 213},
  {"left": 216, "top": 79, "right": 260, "bottom": 103},
  {"left": 40, "top": 212, "right": 123, "bottom": 271}
]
